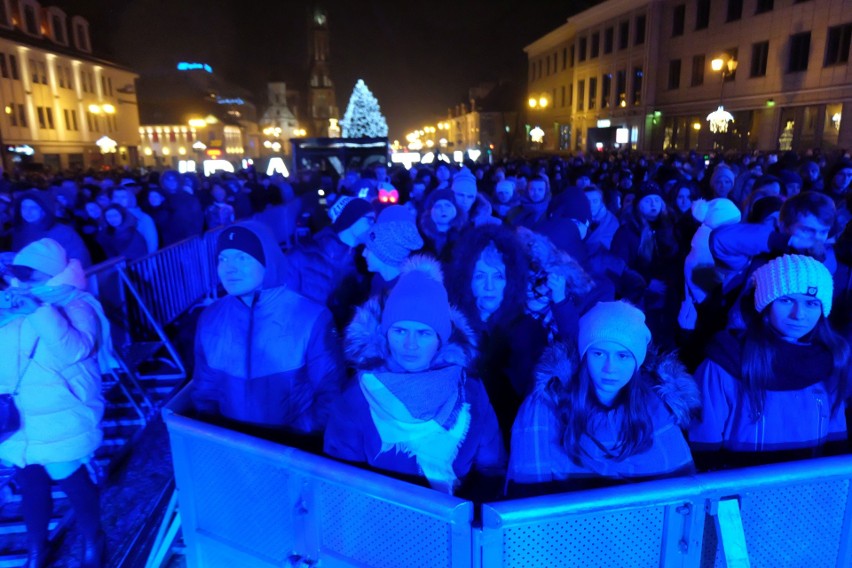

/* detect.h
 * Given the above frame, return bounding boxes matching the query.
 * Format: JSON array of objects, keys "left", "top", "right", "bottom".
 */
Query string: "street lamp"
[{"left": 707, "top": 55, "right": 737, "bottom": 135}]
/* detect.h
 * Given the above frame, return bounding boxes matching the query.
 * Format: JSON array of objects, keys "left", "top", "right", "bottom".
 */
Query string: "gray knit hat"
[
  {"left": 578, "top": 301, "right": 651, "bottom": 368},
  {"left": 365, "top": 205, "right": 424, "bottom": 267}
]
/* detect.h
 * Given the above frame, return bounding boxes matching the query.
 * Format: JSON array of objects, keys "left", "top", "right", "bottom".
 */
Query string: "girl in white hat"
[
  {"left": 509, "top": 301, "right": 699, "bottom": 494},
  {"left": 689, "top": 254, "right": 849, "bottom": 468}
]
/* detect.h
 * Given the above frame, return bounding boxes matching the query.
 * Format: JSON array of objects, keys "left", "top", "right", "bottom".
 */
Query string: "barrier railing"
[
  {"left": 123, "top": 236, "right": 210, "bottom": 342},
  {"left": 160, "top": 381, "right": 852, "bottom": 568},
  {"left": 163, "top": 386, "right": 474, "bottom": 568},
  {"left": 481, "top": 456, "right": 852, "bottom": 567}
]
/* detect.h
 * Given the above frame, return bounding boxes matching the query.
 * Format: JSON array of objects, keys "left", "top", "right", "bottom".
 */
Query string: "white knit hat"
[
  {"left": 578, "top": 301, "right": 651, "bottom": 368},
  {"left": 12, "top": 238, "right": 68, "bottom": 277},
  {"left": 752, "top": 254, "right": 833, "bottom": 317},
  {"left": 692, "top": 198, "right": 741, "bottom": 229}
]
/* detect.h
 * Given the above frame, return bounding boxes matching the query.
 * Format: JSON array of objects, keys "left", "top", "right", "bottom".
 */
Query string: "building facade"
[
  {"left": 306, "top": 7, "right": 339, "bottom": 137},
  {"left": 526, "top": 0, "right": 852, "bottom": 154},
  {"left": 259, "top": 82, "right": 304, "bottom": 156},
  {"left": 136, "top": 64, "right": 259, "bottom": 171},
  {"left": 0, "top": 0, "right": 140, "bottom": 171}
]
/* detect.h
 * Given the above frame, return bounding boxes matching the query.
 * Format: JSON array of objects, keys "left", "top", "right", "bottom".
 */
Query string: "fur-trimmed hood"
[
  {"left": 532, "top": 342, "right": 701, "bottom": 426},
  {"left": 515, "top": 227, "right": 596, "bottom": 298},
  {"left": 345, "top": 257, "right": 478, "bottom": 372}
]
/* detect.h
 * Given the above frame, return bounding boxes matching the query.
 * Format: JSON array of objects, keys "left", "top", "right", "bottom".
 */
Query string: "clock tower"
[{"left": 307, "top": 6, "right": 338, "bottom": 137}]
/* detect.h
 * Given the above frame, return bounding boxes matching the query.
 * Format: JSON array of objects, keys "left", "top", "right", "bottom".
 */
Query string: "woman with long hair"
[
  {"left": 509, "top": 301, "right": 699, "bottom": 494},
  {"left": 689, "top": 254, "right": 850, "bottom": 468}
]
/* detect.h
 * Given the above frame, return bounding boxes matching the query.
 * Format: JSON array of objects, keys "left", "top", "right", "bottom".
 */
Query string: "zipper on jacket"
[
  {"left": 815, "top": 391, "right": 826, "bottom": 450},
  {"left": 754, "top": 414, "right": 765, "bottom": 452},
  {"left": 246, "top": 291, "right": 259, "bottom": 380}
]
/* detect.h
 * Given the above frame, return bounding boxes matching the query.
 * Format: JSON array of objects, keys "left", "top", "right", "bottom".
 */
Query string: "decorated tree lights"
[{"left": 340, "top": 79, "right": 388, "bottom": 138}]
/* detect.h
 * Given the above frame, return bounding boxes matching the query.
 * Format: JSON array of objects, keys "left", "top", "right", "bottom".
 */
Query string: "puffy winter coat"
[
  {"left": 192, "top": 220, "right": 344, "bottom": 432},
  {"left": 0, "top": 290, "right": 104, "bottom": 467},
  {"left": 688, "top": 330, "right": 847, "bottom": 456},
  {"left": 509, "top": 343, "right": 699, "bottom": 487},
  {"left": 323, "top": 291, "right": 506, "bottom": 488}
]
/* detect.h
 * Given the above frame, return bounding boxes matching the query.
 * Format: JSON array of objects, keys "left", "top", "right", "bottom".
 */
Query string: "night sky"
[{"left": 51, "top": 0, "right": 601, "bottom": 140}]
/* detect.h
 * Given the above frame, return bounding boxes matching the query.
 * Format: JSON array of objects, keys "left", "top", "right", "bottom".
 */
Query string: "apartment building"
[
  {"left": 526, "top": 0, "right": 851, "bottom": 153},
  {"left": 0, "top": 0, "right": 140, "bottom": 170}
]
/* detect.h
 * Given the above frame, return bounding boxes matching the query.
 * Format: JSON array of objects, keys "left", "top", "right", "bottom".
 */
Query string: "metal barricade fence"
[
  {"left": 123, "top": 236, "right": 211, "bottom": 342},
  {"left": 480, "top": 456, "right": 852, "bottom": 567},
  {"left": 161, "top": 381, "right": 852, "bottom": 568},
  {"left": 163, "top": 387, "right": 474, "bottom": 568}
]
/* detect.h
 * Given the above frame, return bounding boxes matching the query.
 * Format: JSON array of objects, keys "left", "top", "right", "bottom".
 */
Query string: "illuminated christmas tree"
[{"left": 340, "top": 79, "right": 388, "bottom": 138}]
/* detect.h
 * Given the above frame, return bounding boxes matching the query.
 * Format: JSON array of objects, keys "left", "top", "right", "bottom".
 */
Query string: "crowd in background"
[{"left": 3, "top": 146, "right": 852, "bottom": 505}]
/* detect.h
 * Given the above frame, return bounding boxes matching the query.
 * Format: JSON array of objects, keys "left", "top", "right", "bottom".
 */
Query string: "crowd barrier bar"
[
  {"left": 163, "top": 385, "right": 473, "bottom": 568},
  {"left": 481, "top": 455, "right": 852, "bottom": 567},
  {"left": 159, "top": 380, "right": 852, "bottom": 568}
]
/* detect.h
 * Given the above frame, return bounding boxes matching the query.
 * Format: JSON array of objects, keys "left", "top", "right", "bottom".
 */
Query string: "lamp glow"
[
  {"left": 706, "top": 105, "right": 734, "bottom": 133},
  {"left": 530, "top": 126, "right": 545, "bottom": 143}
]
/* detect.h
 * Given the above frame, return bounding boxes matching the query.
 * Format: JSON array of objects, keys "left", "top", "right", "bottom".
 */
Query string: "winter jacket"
[
  {"left": 192, "top": 220, "right": 344, "bottom": 433},
  {"left": 324, "top": 291, "right": 506, "bottom": 489},
  {"left": 505, "top": 197, "right": 550, "bottom": 230},
  {"left": 283, "top": 227, "right": 371, "bottom": 332},
  {"left": 467, "top": 194, "right": 501, "bottom": 228},
  {"left": 610, "top": 217, "right": 680, "bottom": 283},
  {"left": 161, "top": 190, "right": 203, "bottom": 245},
  {"left": 12, "top": 190, "right": 91, "bottom": 268},
  {"left": 509, "top": 344, "right": 698, "bottom": 489},
  {"left": 96, "top": 206, "right": 148, "bottom": 261},
  {"left": 585, "top": 208, "right": 619, "bottom": 253},
  {"left": 688, "top": 330, "right": 847, "bottom": 457},
  {"left": 490, "top": 193, "right": 521, "bottom": 221},
  {"left": 0, "top": 269, "right": 104, "bottom": 467},
  {"left": 193, "top": 288, "right": 343, "bottom": 432}
]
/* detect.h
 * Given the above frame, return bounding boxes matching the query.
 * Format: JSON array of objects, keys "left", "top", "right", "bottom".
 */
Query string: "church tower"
[{"left": 307, "top": 6, "right": 338, "bottom": 137}]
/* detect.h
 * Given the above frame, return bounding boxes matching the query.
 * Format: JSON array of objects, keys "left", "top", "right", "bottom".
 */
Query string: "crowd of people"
[
  {"left": 1, "top": 146, "right": 852, "bottom": 565},
  {"left": 191, "top": 148, "right": 852, "bottom": 498}
]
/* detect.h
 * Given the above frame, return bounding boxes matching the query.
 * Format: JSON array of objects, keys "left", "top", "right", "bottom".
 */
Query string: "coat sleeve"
[
  {"left": 191, "top": 310, "right": 221, "bottom": 416},
  {"left": 323, "top": 385, "right": 368, "bottom": 462},
  {"left": 508, "top": 394, "right": 562, "bottom": 484},
  {"left": 687, "top": 359, "right": 737, "bottom": 451},
  {"left": 610, "top": 225, "right": 635, "bottom": 268},
  {"left": 29, "top": 300, "right": 98, "bottom": 370},
  {"left": 305, "top": 307, "right": 345, "bottom": 430},
  {"left": 468, "top": 379, "right": 507, "bottom": 472},
  {"left": 709, "top": 223, "right": 785, "bottom": 272}
]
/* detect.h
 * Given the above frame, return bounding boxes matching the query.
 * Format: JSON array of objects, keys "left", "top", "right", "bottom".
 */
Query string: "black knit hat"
[{"left": 217, "top": 225, "right": 266, "bottom": 266}]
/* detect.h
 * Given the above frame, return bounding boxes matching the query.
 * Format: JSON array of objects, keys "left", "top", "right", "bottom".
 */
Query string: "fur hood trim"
[
  {"left": 515, "top": 227, "right": 596, "bottom": 297},
  {"left": 533, "top": 342, "right": 700, "bottom": 426},
  {"left": 345, "top": 296, "right": 478, "bottom": 372}
]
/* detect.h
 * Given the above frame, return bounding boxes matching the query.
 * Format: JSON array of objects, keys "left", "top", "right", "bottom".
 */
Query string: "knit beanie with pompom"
[{"left": 381, "top": 257, "right": 452, "bottom": 345}]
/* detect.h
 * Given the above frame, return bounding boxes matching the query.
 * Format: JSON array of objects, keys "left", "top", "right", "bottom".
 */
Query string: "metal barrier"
[
  {"left": 163, "top": 386, "right": 474, "bottom": 568},
  {"left": 481, "top": 458, "right": 852, "bottom": 567},
  {"left": 160, "top": 381, "right": 852, "bottom": 568},
  {"left": 124, "top": 236, "right": 210, "bottom": 341}
]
